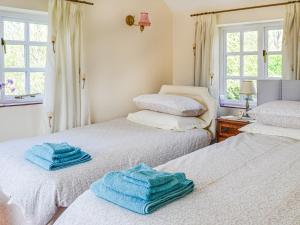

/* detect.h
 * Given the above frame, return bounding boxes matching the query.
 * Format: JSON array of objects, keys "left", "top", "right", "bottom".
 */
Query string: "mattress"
[
  {"left": 0, "top": 118, "right": 210, "bottom": 225},
  {"left": 54, "top": 133, "right": 300, "bottom": 225}
]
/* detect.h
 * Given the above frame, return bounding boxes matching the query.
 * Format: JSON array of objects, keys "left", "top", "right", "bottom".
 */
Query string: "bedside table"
[{"left": 217, "top": 117, "right": 251, "bottom": 143}]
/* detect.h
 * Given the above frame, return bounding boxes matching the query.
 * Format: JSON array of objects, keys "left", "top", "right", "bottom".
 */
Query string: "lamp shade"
[
  {"left": 240, "top": 81, "right": 256, "bottom": 95},
  {"left": 138, "top": 12, "right": 151, "bottom": 27}
]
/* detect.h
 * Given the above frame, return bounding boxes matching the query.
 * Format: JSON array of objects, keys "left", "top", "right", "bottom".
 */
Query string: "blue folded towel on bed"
[
  {"left": 44, "top": 142, "right": 76, "bottom": 154},
  {"left": 103, "top": 170, "right": 187, "bottom": 200},
  {"left": 91, "top": 163, "right": 194, "bottom": 214},
  {"left": 122, "top": 163, "right": 176, "bottom": 188},
  {"left": 30, "top": 145, "right": 82, "bottom": 162},
  {"left": 25, "top": 143, "right": 92, "bottom": 171}
]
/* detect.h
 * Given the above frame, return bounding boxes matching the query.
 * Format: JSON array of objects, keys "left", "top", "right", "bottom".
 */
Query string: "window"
[
  {"left": 0, "top": 10, "right": 48, "bottom": 106},
  {"left": 220, "top": 22, "right": 283, "bottom": 107}
]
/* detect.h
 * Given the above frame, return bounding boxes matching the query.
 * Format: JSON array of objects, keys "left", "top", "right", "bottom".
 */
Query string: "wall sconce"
[{"left": 126, "top": 12, "right": 151, "bottom": 32}]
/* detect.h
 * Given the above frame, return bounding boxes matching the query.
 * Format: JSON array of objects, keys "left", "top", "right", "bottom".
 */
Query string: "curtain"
[
  {"left": 283, "top": 2, "right": 300, "bottom": 80},
  {"left": 44, "top": 0, "right": 90, "bottom": 133},
  {"left": 194, "top": 14, "right": 217, "bottom": 88}
]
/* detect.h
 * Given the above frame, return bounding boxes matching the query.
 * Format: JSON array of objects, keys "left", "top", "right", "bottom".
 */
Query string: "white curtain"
[
  {"left": 44, "top": 0, "right": 90, "bottom": 133},
  {"left": 194, "top": 14, "right": 217, "bottom": 88},
  {"left": 283, "top": 2, "right": 300, "bottom": 80}
]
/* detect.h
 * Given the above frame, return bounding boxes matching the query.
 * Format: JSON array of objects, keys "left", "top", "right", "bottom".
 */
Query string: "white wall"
[
  {"left": 0, "top": 0, "right": 47, "bottom": 11},
  {"left": 0, "top": 0, "right": 173, "bottom": 141},
  {"left": 0, "top": 105, "right": 44, "bottom": 141},
  {"left": 86, "top": 0, "right": 173, "bottom": 122},
  {"left": 164, "top": 0, "right": 286, "bottom": 13}
]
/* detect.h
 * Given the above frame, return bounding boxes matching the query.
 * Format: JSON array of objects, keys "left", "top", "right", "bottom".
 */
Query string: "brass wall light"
[{"left": 126, "top": 12, "right": 151, "bottom": 32}]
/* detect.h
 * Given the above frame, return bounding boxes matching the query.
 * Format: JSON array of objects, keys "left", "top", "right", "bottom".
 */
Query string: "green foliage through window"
[
  {"left": 226, "top": 80, "right": 240, "bottom": 100},
  {"left": 1, "top": 19, "right": 48, "bottom": 98},
  {"left": 222, "top": 24, "right": 283, "bottom": 105}
]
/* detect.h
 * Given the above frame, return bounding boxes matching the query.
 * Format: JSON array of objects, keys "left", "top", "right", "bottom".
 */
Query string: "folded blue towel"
[
  {"left": 91, "top": 178, "right": 194, "bottom": 214},
  {"left": 122, "top": 163, "right": 176, "bottom": 188},
  {"left": 43, "top": 143, "right": 76, "bottom": 154},
  {"left": 28, "top": 148, "right": 82, "bottom": 164},
  {"left": 25, "top": 150, "right": 92, "bottom": 171},
  {"left": 103, "top": 171, "right": 186, "bottom": 200},
  {"left": 30, "top": 145, "right": 81, "bottom": 162}
]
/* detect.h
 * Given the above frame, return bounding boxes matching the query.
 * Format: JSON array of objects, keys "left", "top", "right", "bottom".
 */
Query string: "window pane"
[
  {"left": 30, "top": 46, "right": 47, "bottom": 68},
  {"left": 30, "top": 72, "right": 45, "bottom": 94},
  {"left": 244, "top": 55, "right": 258, "bottom": 76},
  {"left": 4, "top": 45, "right": 25, "bottom": 68},
  {"left": 244, "top": 31, "right": 258, "bottom": 52},
  {"left": 226, "top": 80, "right": 240, "bottom": 100},
  {"left": 268, "top": 29, "right": 283, "bottom": 51},
  {"left": 268, "top": 55, "right": 282, "bottom": 77},
  {"left": 227, "top": 32, "right": 240, "bottom": 52},
  {"left": 227, "top": 56, "right": 240, "bottom": 76},
  {"left": 4, "top": 72, "right": 25, "bottom": 96},
  {"left": 4, "top": 21, "right": 25, "bottom": 41},
  {"left": 30, "top": 24, "right": 48, "bottom": 42}
]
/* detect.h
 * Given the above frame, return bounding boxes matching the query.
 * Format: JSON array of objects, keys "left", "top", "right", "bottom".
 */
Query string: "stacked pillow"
[
  {"left": 127, "top": 94, "right": 207, "bottom": 131},
  {"left": 133, "top": 94, "right": 206, "bottom": 117},
  {"left": 241, "top": 100, "right": 300, "bottom": 140},
  {"left": 248, "top": 100, "right": 300, "bottom": 129}
]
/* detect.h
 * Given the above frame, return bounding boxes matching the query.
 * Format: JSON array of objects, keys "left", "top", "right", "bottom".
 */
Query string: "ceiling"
[{"left": 163, "top": 0, "right": 288, "bottom": 12}]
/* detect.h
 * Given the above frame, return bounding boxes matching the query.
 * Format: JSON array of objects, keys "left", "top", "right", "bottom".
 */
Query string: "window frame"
[
  {"left": 0, "top": 9, "right": 48, "bottom": 106},
  {"left": 219, "top": 21, "right": 283, "bottom": 108}
]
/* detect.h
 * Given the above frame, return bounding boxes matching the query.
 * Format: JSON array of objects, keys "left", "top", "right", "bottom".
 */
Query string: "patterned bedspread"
[
  {"left": 54, "top": 133, "right": 300, "bottom": 225},
  {"left": 0, "top": 118, "right": 210, "bottom": 225}
]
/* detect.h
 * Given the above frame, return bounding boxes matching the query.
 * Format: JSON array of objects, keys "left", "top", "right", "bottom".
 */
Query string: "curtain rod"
[
  {"left": 65, "top": 0, "right": 94, "bottom": 5},
  {"left": 190, "top": 0, "right": 299, "bottom": 17}
]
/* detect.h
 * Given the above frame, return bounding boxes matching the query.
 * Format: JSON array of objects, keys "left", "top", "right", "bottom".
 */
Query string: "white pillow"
[
  {"left": 133, "top": 94, "right": 206, "bottom": 117},
  {"left": 240, "top": 123, "right": 300, "bottom": 141},
  {"left": 248, "top": 101, "right": 300, "bottom": 129},
  {"left": 127, "top": 110, "right": 206, "bottom": 131}
]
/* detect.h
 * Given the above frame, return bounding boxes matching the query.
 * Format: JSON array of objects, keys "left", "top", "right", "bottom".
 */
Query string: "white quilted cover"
[
  {"left": 0, "top": 118, "right": 210, "bottom": 225},
  {"left": 54, "top": 133, "right": 300, "bottom": 225}
]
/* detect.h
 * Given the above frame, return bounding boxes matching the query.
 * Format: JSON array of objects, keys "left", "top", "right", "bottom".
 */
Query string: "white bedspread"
[
  {"left": 0, "top": 118, "right": 210, "bottom": 225},
  {"left": 54, "top": 133, "right": 300, "bottom": 225}
]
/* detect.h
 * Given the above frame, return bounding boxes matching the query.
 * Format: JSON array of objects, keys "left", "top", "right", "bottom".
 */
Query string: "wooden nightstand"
[{"left": 217, "top": 117, "right": 252, "bottom": 143}]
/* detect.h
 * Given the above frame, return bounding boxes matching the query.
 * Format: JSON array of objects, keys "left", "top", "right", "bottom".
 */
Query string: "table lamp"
[{"left": 240, "top": 81, "right": 256, "bottom": 117}]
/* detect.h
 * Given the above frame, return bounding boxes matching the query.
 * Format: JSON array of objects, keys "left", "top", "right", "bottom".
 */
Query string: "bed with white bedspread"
[
  {"left": 0, "top": 118, "right": 210, "bottom": 225},
  {"left": 0, "top": 85, "right": 216, "bottom": 225},
  {"left": 53, "top": 132, "right": 300, "bottom": 225},
  {"left": 53, "top": 80, "right": 300, "bottom": 225}
]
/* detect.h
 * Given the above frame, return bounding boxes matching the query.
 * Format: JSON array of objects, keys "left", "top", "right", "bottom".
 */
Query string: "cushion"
[
  {"left": 127, "top": 110, "right": 206, "bottom": 131},
  {"left": 240, "top": 123, "right": 300, "bottom": 141},
  {"left": 133, "top": 94, "right": 206, "bottom": 117},
  {"left": 159, "top": 85, "right": 218, "bottom": 138},
  {"left": 248, "top": 101, "right": 300, "bottom": 129}
]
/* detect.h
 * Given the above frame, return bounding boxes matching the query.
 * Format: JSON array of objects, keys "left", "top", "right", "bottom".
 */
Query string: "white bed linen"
[
  {"left": 54, "top": 133, "right": 300, "bottom": 225},
  {"left": 0, "top": 118, "right": 210, "bottom": 225}
]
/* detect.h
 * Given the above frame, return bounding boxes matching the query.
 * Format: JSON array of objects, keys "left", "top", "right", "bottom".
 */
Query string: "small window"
[
  {"left": 220, "top": 22, "right": 283, "bottom": 107},
  {"left": 0, "top": 11, "right": 48, "bottom": 106}
]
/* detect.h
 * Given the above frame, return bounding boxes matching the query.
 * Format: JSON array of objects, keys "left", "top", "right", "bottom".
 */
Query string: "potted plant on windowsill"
[{"left": 0, "top": 79, "right": 15, "bottom": 93}]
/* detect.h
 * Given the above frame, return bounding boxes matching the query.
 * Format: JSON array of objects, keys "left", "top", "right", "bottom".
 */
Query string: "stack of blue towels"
[
  {"left": 25, "top": 142, "right": 91, "bottom": 171},
  {"left": 91, "top": 163, "right": 194, "bottom": 214}
]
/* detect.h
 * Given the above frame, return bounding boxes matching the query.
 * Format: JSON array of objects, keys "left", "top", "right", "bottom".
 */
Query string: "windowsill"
[
  {"left": 0, "top": 100, "right": 43, "bottom": 108},
  {"left": 220, "top": 99, "right": 257, "bottom": 109},
  {"left": 220, "top": 103, "right": 246, "bottom": 109}
]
